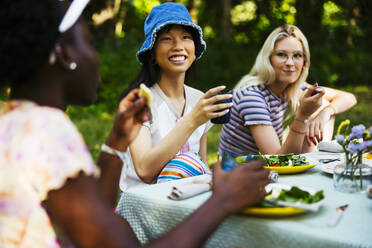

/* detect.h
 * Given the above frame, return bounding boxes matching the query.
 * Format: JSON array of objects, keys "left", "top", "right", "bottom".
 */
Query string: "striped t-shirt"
[{"left": 219, "top": 84, "right": 288, "bottom": 155}]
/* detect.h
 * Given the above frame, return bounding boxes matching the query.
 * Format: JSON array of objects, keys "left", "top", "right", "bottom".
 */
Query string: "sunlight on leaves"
[
  {"left": 282, "top": 0, "right": 296, "bottom": 24},
  {"left": 257, "top": 14, "right": 270, "bottom": 30},
  {"left": 231, "top": 1, "right": 256, "bottom": 25},
  {"left": 203, "top": 26, "right": 216, "bottom": 39},
  {"left": 322, "top": 1, "right": 347, "bottom": 27},
  {"left": 271, "top": 1, "right": 283, "bottom": 20},
  {"left": 100, "top": 112, "right": 113, "bottom": 121},
  {"left": 329, "top": 73, "right": 339, "bottom": 84},
  {"left": 234, "top": 32, "right": 249, "bottom": 44},
  {"left": 177, "top": 0, "right": 189, "bottom": 6},
  {"left": 133, "top": 0, "right": 160, "bottom": 16}
]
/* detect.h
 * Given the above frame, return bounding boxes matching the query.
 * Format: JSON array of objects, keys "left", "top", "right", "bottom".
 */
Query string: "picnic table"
[{"left": 116, "top": 152, "right": 372, "bottom": 248}]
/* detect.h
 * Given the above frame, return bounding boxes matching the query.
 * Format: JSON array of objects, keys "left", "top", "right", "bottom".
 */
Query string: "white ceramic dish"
[{"left": 243, "top": 183, "right": 325, "bottom": 216}]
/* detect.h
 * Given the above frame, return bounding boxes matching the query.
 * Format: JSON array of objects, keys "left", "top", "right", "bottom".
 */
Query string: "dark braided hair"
[{"left": 0, "top": 0, "right": 64, "bottom": 88}]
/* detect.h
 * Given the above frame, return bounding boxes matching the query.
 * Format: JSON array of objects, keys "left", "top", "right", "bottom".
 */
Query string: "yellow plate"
[
  {"left": 365, "top": 154, "right": 372, "bottom": 159},
  {"left": 263, "top": 164, "right": 316, "bottom": 174},
  {"left": 242, "top": 206, "right": 306, "bottom": 216}
]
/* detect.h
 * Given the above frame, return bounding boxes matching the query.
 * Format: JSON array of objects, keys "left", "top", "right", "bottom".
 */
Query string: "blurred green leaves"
[
  {"left": 231, "top": 1, "right": 256, "bottom": 25},
  {"left": 87, "top": 0, "right": 371, "bottom": 106}
]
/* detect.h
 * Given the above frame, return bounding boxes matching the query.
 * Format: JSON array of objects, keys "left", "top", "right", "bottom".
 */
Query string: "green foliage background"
[
  {"left": 64, "top": 0, "right": 372, "bottom": 160},
  {"left": 83, "top": 0, "right": 371, "bottom": 109}
]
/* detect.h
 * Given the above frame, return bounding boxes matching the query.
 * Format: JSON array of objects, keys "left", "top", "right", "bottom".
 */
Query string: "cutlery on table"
[
  {"left": 327, "top": 204, "right": 348, "bottom": 227},
  {"left": 319, "top": 158, "right": 341, "bottom": 164}
]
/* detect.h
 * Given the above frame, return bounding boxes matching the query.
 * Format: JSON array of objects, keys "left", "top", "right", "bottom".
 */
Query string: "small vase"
[{"left": 333, "top": 153, "right": 372, "bottom": 193}]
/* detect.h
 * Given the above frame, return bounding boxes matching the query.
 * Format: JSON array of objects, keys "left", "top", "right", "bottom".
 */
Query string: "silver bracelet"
[
  {"left": 101, "top": 144, "right": 127, "bottom": 163},
  {"left": 294, "top": 117, "right": 308, "bottom": 124}
]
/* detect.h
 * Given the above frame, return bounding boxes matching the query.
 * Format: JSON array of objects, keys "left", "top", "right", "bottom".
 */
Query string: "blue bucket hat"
[{"left": 136, "top": 2, "right": 206, "bottom": 64}]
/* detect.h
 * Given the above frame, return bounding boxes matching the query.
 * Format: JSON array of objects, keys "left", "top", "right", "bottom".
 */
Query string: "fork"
[{"left": 327, "top": 204, "right": 348, "bottom": 227}]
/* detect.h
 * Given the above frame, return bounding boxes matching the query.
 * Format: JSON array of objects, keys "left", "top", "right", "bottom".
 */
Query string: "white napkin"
[
  {"left": 168, "top": 177, "right": 212, "bottom": 200},
  {"left": 318, "top": 140, "right": 343, "bottom": 153}
]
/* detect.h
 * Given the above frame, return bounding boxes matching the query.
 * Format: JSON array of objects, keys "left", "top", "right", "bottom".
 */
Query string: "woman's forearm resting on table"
[
  {"left": 326, "top": 93, "right": 357, "bottom": 115},
  {"left": 322, "top": 87, "right": 357, "bottom": 116},
  {"left": 131, "top": 115, "right": 200, "bottom": 183}
]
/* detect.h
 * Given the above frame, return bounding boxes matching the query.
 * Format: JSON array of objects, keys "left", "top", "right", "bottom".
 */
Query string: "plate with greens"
[
  {"left": 242, "top": 183, "right": 325, "bottom": 216},
  {"left": 259, "top": 153, "right": 316, "bottom": 174}
]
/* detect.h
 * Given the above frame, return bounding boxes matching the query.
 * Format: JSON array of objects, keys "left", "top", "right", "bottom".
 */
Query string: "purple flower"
[
  {"left": 335, "top": 134, "right": 345, "bottom": 143},
  {"left": 361, "top": 140, "right": 372, "bottom": 150},
  {"left": 351, "top": 124, "right": 366, "bottom": 139},
  {"left": 347, "top": 143, "right": 359, "bottom": 154},
  {"left": 356, "top": 142, "right": 365, "bottom": 151}
]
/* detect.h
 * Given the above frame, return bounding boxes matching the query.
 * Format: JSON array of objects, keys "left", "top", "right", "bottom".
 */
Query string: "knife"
[
  {"left": 327, "top": 204, "right": 348, "bottom": 227},
  {"left": 319, "top": 158, "right": 340, "bottom": 164},
  {"left": 265, "top": 199, "right": 320, "bottom": 212}
]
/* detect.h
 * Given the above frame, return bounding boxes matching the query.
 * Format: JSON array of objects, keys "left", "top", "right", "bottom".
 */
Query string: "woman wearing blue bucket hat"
[{"left": 118, "top": 3, "right": 233, "bottom": 191}]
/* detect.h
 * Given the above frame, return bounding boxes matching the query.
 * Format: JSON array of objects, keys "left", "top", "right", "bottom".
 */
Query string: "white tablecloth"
[{"left": 116, "top": 152, "right": 372, "bottom": 248}]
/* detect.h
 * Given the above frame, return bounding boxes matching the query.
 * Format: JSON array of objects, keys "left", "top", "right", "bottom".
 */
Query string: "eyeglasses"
[
  {"left": 58, "top": 0, "right": 90, "bottom": 33},
  {"left": 272, "top": 51, "right": 305, "bottom": 63}
]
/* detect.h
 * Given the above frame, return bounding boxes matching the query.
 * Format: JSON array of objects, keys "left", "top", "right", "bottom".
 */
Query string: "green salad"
[
  {"left": 257, "top": 186, "right": 324, "bottom": 208},
  {"left": 259, "top": 153, "right": 309, "bottom": 167}
]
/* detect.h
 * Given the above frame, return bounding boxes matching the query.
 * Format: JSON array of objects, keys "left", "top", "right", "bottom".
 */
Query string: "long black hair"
[{"left": 121, "top": 24, "right": 197, "bottom": 99}]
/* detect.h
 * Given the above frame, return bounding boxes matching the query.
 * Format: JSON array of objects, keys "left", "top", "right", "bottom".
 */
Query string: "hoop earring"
[{"left": 69, "top": 62, "right": 77, "bottom": 70}]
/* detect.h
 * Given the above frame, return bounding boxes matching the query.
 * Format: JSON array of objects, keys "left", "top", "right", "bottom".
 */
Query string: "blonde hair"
[{"left": 235, "top": 25, "right": 310, "bottom": 113}]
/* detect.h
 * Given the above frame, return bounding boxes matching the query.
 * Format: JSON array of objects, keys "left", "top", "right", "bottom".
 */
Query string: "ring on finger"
[{"left": 268, "top": 170, "right": 279, "bottom": 183}]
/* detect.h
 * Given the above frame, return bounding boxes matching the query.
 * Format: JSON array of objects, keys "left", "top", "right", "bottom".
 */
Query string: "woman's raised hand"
[
  {"left": 106, "top": 89, "right": 151, "bottom": 151},
  {"left": 297, "top": 83, "right": 325, "bottom": 118},
  {"left": 187, "top": 86, "right": 233, "bottom": 128}
]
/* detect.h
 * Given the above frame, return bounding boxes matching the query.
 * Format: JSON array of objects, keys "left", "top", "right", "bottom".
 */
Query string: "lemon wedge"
[{"left": 139, "top": 84, "right": 153, "bottom": 107}]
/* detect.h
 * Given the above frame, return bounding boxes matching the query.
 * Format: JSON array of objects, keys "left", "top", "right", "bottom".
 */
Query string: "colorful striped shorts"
[{"left": 157, "top": 152, "right": 210, "bottom": 183}]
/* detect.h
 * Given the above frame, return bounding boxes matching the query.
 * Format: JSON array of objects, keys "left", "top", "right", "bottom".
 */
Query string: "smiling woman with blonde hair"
[
  {"left": 219, "top": 24, "right": 356, "bottom": 156},
  {"left": 235, "top": 25, "right": 310, "bottom": 115}
]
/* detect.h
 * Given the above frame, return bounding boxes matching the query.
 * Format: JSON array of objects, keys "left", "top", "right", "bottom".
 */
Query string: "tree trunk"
[
  {"left": 220, "top": 0, "right": 232, "bottom": 41},
  {"left": 295, "top": 0, "right": 325, "bottom": 45}
]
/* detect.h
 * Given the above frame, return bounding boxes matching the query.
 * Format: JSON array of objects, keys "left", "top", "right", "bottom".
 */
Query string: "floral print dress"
[{"left": 0, "top": 101, "right": 98, "bottom": 247}]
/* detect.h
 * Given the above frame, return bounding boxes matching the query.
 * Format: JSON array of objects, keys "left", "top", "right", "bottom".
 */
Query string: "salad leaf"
[
  {"left": 254, "top": 187, "right": 324, "bottom": 208},
  {"left": 277, "top": 186, "right": 324, "bottom": 204},
  {"left": 259, "top": 153, "right": 309, "bottom": 167}
]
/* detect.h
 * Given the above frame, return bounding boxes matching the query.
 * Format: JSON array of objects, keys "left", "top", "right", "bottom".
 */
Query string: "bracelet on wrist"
[
  {"left": 101, "top": 144, "right": 127, "bottom": 163},
  {"left": 289, "top": 125, "right": 306, "bottom": 135},
  {"left": 294, "top": 117, "right": 308, "bottom": 124}
]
